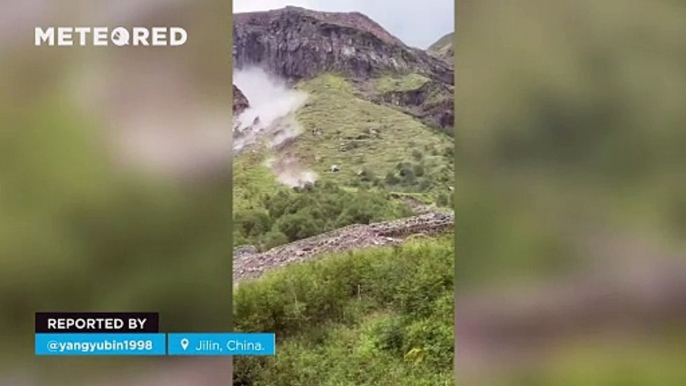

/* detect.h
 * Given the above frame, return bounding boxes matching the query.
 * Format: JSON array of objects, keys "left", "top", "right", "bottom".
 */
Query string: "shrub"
[
  {"left": 235, "top": 209, "right": 272, "bottom": 238},
  {"left": 385, "top": 172, "right": 401, "bottom": 185},
  {"left": 277, "top": 212, "right": 324, "bottom": 242},
  {"left": 260, "top": 230, "right": 289, "bottom": 250}
]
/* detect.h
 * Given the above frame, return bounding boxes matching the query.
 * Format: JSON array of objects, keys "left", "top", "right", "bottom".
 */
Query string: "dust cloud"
[
  {"left": 233, "top": 67, "right": 318, "bottom": 187},
  {"left": 265, "top": 156, "right": 318, "bottom": 188},
  {"left": 232, "top": 67, "right": 307, "bottom": 153}
]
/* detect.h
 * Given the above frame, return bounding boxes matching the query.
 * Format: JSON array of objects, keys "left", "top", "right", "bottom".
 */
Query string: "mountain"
[
  {"left": 233, "top": 6, "right": 452, "bottom": 84},
  {"left": 232, "top": 7, "right": 454, "bottom": 244},
  {"left": 233, "top": 6, "right": 454, "bottom": 134},
  {"left": 428, "top": 32, "right": 454, "bottom": 62}
]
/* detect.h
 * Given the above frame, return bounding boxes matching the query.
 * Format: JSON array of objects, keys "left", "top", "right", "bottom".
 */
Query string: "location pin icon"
[{"left": 180, "top": 338, "right": 189, "bottom": 351}]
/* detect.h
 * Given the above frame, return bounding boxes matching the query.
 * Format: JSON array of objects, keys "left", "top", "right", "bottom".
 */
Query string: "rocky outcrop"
[
  {"left": 376, "top": 80, "right": 454, "bottom": 134},
  {"left": 233, "top": 85, "right": 249, "bottom": 115},
  {"left": 233, "top": 211, "right": 454, "bottom": 283},
  {"left": 233, "top": 6, "right": 453, "bottom": 85}
]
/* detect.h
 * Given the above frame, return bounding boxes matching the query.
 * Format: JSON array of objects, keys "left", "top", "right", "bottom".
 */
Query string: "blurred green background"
[
  {"left": 457, "top": 0, "right": 686, "bottom": 384},
  {"left": 0, "top": 1, "right": 233, "bottom": 384}
]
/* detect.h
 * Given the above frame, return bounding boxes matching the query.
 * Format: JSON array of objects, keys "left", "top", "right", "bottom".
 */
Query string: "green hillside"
[
  {"left": 293, "top": 74, "right": 453, "bottom": 191},
  {"left": 232, "top": 73, "right": 454, "bottom": 250}
]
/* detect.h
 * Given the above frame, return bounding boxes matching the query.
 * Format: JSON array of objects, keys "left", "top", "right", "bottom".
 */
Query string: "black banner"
[{"left": 35, "top": 312, "right": 159, "bottom": 333}]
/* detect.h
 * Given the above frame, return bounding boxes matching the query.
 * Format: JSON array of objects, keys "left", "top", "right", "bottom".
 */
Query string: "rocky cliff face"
[
  {"left": 233, "top": 6, "right": 453, "bottom": 85},
  {"left": 233, "top": 84, "right": 249, "bottom": 115},
  {"left": 375, "top": 80, "right": 454, "bottom": 134},
  {"left": 233, "top": 6, "right": 454, "bottom": 133}
]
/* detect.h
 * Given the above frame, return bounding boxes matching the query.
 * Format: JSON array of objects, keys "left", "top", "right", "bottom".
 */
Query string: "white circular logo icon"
[{"left": 111, "top": 27, "right": 130, "bottom": 46}]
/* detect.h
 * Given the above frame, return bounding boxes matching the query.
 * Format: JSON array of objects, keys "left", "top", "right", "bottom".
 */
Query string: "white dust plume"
[
  {"left": 233, "top": 67, "right": 317, "bottom": 188},
  {"left": 232, "top": 67, "right": 307, "bottom": 154}
]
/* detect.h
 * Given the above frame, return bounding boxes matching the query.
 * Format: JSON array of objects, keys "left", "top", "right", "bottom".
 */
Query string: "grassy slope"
[
  {"left": 232, "top": 73, "right": 455, "bottom": 247},
  {"left": 233, "top": 73, "right": 453, "bottom": 194},
  {"left": 234, "top": 235, "right": 454, "bottom": 386},
  {"left": 233, "top": 147, "right": 279, "bottom": 213},
  {"left": 292, "top": 74, "right": 453, "bottom": 195},
  {"left": 372, "top": 73, "right": 430, "bottom": 92}
]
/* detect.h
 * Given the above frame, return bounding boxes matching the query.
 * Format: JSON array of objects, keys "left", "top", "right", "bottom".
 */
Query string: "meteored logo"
[{"left": 35, "top": 27, "right": 187, "bottom": 47}]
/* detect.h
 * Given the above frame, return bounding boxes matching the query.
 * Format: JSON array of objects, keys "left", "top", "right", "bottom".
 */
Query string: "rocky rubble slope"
[{"left": 233, "top": 211, "right": 454, "bottom": 283}]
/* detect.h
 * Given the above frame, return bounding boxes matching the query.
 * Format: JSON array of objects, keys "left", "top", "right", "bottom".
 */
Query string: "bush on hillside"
[{"left": 234, "top": 182, "right": 412, "bottom": 250}]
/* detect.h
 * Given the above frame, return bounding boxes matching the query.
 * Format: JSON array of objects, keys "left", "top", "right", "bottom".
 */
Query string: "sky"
[{"left": 232, "top": 0, "right": 454, "bottom": 49}]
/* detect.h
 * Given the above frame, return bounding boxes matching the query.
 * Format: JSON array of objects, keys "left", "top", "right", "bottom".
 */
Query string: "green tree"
[
  {"left": 235, "top": 209, "right": 272, "bottom": 238},
  {"left": 277, "top": 212, "right": 324, "bottom": 241}
]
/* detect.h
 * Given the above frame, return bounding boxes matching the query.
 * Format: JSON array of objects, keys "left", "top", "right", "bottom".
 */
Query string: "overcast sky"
[{"left": 233, "top": 0, "right": 454, "bottom": 49}]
